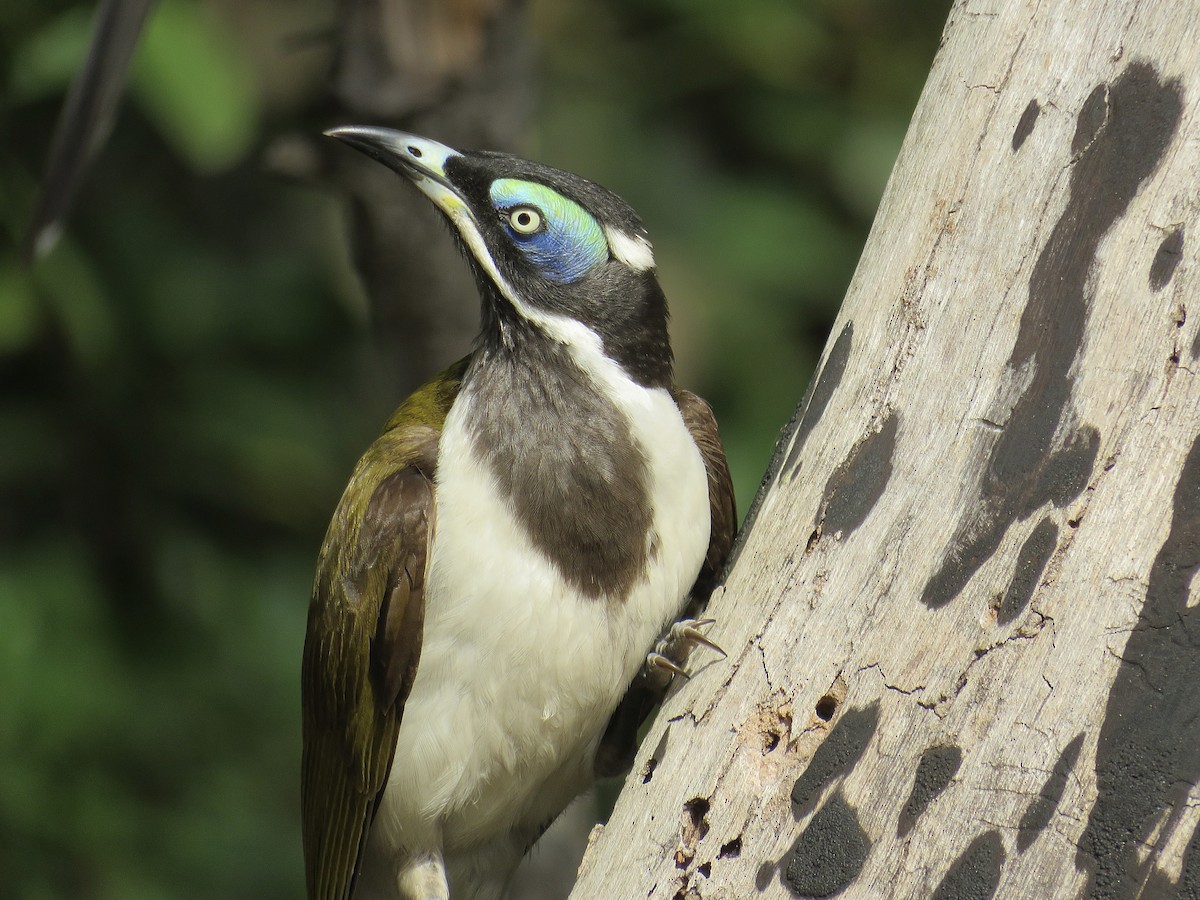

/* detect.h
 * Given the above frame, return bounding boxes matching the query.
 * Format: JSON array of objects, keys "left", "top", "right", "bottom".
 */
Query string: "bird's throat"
[{"left": 460, "top": 329, "right": 654, "bottom": 600}]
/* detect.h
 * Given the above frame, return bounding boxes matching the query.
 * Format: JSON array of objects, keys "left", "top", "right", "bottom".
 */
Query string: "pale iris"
[{"left": 490, "top": 179, "right": 607, "bottom": 283}]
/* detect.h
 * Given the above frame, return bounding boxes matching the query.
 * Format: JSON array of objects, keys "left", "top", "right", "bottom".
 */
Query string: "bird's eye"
[{"left": 507, "top": 206, "right": 542, "bottom": 235}]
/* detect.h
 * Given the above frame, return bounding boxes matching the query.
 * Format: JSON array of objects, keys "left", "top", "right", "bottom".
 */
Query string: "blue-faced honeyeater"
[{"left": 303, "top": 127, "right": 735, "bottom": 900}]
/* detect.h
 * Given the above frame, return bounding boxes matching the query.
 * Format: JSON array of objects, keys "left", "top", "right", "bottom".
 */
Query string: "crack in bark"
[
  {"left": 756, "top": 640, "right": 777, "bottom": 696},
  {"left": 916, "top": 612, "right": 1054, "bottom": 717}
]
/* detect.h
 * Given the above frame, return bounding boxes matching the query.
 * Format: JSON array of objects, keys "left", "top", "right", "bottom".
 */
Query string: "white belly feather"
[{"left": 371, "top": 360, "right": 709, "bottom": 856}]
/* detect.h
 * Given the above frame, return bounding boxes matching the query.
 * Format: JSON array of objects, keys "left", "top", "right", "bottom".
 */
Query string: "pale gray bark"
[{"left": 571, "top": 2, "right": 1200, "bottom": 897}]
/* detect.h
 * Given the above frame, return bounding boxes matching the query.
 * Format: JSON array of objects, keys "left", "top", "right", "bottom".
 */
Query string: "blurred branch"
[
  {"left": 318, "top": 0, "right": 532, "bottom": 388},
  {"left": 22, "top": 0, "right": 155, "bottom": 262}
]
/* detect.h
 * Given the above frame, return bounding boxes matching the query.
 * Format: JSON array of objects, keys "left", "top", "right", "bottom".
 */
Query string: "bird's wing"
[
  {"left": 673, "top": 387, "right": 737, "bottom": 598},
  {"left": 594, "top": 388, "right": 735, "bottom": 778},
  {"left": 301, "top": 358, "right": 467, "bottom": 900}
]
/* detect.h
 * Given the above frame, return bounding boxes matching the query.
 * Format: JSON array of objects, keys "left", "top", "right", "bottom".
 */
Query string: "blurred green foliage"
[
  {"left": 530, "top": 0, "right": 950, "bottom": 501},
  {"left": 0, "top": 0, "right": 949, "bottom": 895}
]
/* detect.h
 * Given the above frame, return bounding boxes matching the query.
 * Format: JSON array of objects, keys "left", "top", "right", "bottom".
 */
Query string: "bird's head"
[{"left": 326, "top": 126, "right": 672, "bottom": 387}]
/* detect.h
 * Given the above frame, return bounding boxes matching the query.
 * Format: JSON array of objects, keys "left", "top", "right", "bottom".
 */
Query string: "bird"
[{"left": 303, "top": 125, "right": 736, "bottom": 900}]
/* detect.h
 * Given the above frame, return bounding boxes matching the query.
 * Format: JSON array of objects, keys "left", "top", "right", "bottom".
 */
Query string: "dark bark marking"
[
  {"left": 897, "top": 744, "right": 963, "bottom": 837},
  {"left": 1077, "top": 430, "right": 1200, "bottom": 896},
  {"left": 997, "top": 517, "right": 1058, "bottom": 625},
  {"left": 931, "top": 830, "right": 1006, "bottom": 900},
  {"left": 1149, "top": 227, "right": 1183, "bottom": 292},
  {"left": 922, "top": 62, "right": 1181, "bottom": 610},
  {"left": 1033, "top": 427, "right": 1101, "bottom": 511},
  {"left": 818, "top": 412, "right": 898, "bottom": 537},
  {"left": 1012, "top": 99, "right": 1041, "bottom": 151},
  {"left": 791, "top": 702, "right": 880, "bottom": 815},
  {"left": 923, "top": 524, "right": 1010, "bottom": 612},
  {"left": 1017, "top": 731, "right": 1085, "bottom": 852},
  {"left": 756, "top": 862, "right": 777, "bottom": 891},
  {"left": 783, "top": 793, "right": 870, "bottom": 898},
  {"left": 1072, "top": 84, "right": 1110, "bottom": 156},
  {"left": 1143, "top": 814, "right": 1200, "bottom": 897}
]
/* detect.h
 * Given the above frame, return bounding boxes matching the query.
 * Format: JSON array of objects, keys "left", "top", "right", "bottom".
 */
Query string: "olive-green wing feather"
[
  {"left": 595, "top": 387, "right": 735, "bottom": 777},
  {"left": 300, "top": 358, "right": 467, "bottom": 900}
]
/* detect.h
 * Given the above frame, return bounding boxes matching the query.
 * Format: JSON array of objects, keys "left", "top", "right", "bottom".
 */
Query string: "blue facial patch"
[{"left": 489, "top": 179, "right": 608, "bottom": 283}]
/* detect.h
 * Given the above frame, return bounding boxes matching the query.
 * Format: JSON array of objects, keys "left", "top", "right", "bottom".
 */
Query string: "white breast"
[{"left": 371, "top": 333, "right": 710, "bottom": 858}]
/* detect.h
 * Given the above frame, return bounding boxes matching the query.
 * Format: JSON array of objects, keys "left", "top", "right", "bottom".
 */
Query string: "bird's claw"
[
  {"left": 673, "top": 618, "right": 726, "bottom": 658},
  {"left": 647, "top": 652, "right": 689, "bottom": 679},
  {"left": 643, "top": 618, "right": 724, "bottom": 687}
]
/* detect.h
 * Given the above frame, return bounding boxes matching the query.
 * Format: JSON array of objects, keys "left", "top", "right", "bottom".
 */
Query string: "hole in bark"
[
  {"left": 719, "top": 836, "right": 743, "bottom": 859},
  {"left": 682, "top": 797, "right": 711, "bottom": 846},
  {"left": 641, "top": 757, "right": 657, "bottom": 784},
  {"left": 815, "top": 694, "right": 838, "bottom": 720},
  {"left": 806, "top": 528, "right": 821, "bottom": 553},
  {"left": 698, "top": 862, "right": 712, "bottom": 878}
]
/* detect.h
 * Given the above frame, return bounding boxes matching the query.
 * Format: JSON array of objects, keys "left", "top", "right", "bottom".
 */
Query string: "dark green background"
[{"left": 0, "top": 0, "right": 949, "bottom": 895}]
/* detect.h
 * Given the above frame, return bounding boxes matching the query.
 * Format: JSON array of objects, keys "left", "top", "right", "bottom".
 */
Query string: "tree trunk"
[{"left": 571, "top": 2, "right": 1200, "bottom": 898}]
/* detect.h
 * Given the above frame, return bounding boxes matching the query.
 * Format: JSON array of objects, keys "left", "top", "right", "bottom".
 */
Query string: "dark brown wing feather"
[
  {"left": 595, "top": 387, "right": 735, "bottom": 777},
  {"left": 301, "top": 359, "right": 466, "bottom": 900},
  {"left": 673, "top": 387, "right": 737, "bottom": 599}
]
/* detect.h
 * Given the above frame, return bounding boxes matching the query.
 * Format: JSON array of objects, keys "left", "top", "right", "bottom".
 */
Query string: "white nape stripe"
[{"left": 604, "top": 227, "right": 655, "bottom": 271}]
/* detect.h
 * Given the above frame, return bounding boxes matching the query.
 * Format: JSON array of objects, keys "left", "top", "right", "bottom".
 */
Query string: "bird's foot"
[
  {"left": 645, "top": 618, "right": 725, "bottom": 688},
  {"left": 594, "top": 619, "right": 726, "bottom": 778}
]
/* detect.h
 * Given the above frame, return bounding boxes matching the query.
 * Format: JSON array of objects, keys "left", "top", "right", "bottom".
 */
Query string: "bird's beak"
[
  {"left": 325, "top": 126, "right": 516, "bottom": 305},
  {"left": 324, "top": 126, "right": 471, "bottom": 219}
]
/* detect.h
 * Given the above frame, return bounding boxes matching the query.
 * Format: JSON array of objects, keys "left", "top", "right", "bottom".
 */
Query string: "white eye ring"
[{"left": 507, "top": 206, "right": 542, "bottom": 235}]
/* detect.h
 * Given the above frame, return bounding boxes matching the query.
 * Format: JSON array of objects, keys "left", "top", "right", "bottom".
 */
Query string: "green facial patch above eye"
[{"left": 489, "top": 179, "right": 608, "bottom": 283}]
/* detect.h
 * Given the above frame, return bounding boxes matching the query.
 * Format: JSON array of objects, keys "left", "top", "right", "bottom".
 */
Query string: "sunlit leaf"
[{"left": 130, "top": 0, "right": 259, "bottom": 172}]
